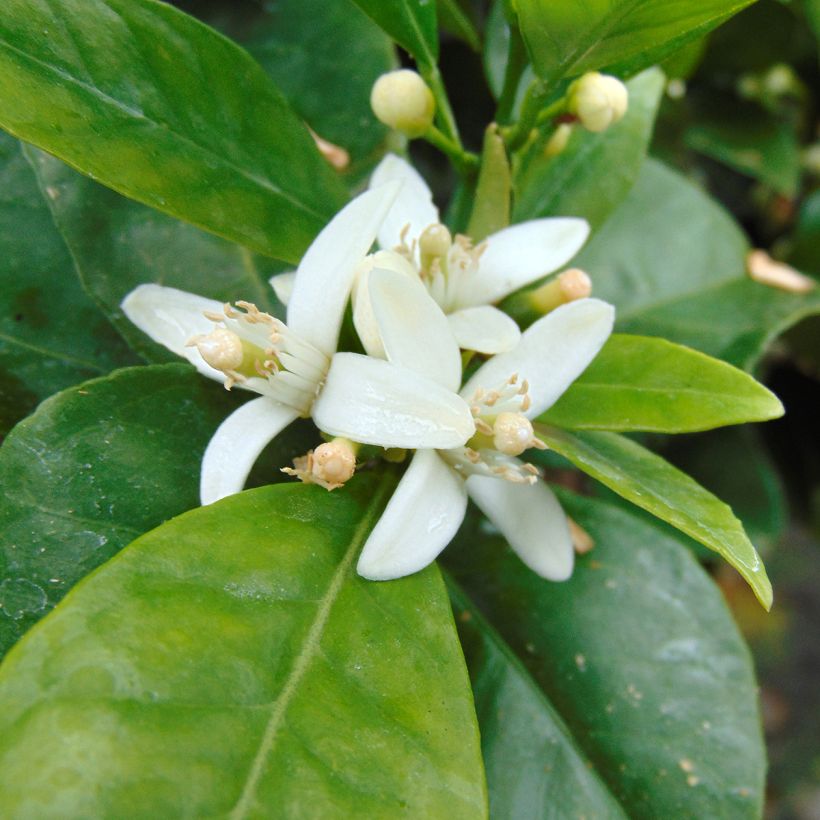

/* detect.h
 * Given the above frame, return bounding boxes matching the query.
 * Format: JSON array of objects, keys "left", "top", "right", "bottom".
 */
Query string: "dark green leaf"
[
  {"left": 437, "top": 0, "right": 481, "bottom": 51},
  {"left": 448, "top": 576, "right": 627, "bottom": 819},
  {"left": 0, "top": 478, "right": 487, "bottom": 817},
  {"left": 24, "top": 146, "right": 283, "bottom": 360},
  {"left": 0, "top": 133, "right": 136, "bottom": 435},
  {"left": 348, "top": 0, "right": 439, "bottom": 67},
  {"left": 513, "top": 68, "right": 664, "bottom": 231},
  {"left": 541, "top": 334, "right": 783, "bottom": 432},
  {"left": 0, "top": 0, "right": 347, "bottom": 263},
  {"left": 575, "top": 159, "right": 820, "bottom": 369},
  {"left": 534, "top": 425, "right": 772, "bottom": 608},
  {"left": 514, "top": 0, "right": 756, "bottom": 85},
  {"left": 0, "top": 364, "right": 315, "bottom": 659},
  {"left": 446, "top": 491, "right": 766, "bottom": 818}
]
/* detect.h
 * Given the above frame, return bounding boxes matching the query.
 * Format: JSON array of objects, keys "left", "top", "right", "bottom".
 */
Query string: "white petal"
[
  {"left": 369, "top": 153, "right": 439, "bottom": 251},
  {"left": 120, "top": 284, "right": 224, "bottom": 381},
  {"left": 200, "top": 397, "right": 299, "bottom": 505},
  {"left": 287, "top": 182, "right": 400, "bottom": 355},
  {"left": 447, "top": 306, "right": 521, "bottom": 354},
  {"left": 461, "top": 298, "right": 614, "bottom": 418},
  {"left": 352, "top": 250, "right": 418, "bottom": 359},
  {"left": 466, "top": 475, "right": 573, "bottom": 580},
  {"left": 269, "top": 271, "right": 295, "bottom": 306},
  {"left": 369, "top": 267, "right": 461, "bottom": 391},
  {"left": 312, "top": 352, "right": 475, "bottom": 449},
  {"left": 460, "top": 218, "right": 590, "bottom": 307},
  {"left": 357, "top": 450, "right": 468, "bottom": 580}
]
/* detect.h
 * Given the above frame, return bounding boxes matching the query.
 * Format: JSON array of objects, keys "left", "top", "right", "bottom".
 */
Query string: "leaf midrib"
[{"left": 228, "top": 483, "right": 389, "bottom": 819}]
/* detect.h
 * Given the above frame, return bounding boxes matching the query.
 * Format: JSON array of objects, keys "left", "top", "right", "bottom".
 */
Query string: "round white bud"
[
  {"left": 370, "top": 70, "right": 435, "bottom": 138},
  {"left": 311, "top": 440, "right": 356, "bottom": 486},
  {"left": 568, "top": 72, "right": 629, "bottom": 133},
  {"left": 492, "top": 412, "right": 535, "bottom": 457},
  {"left": 194, "top": 328, "right": 244, "bottom": 371}
]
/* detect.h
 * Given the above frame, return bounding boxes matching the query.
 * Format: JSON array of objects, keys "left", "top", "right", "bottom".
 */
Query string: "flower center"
[
  {"left": 282, "top": 438, "right": 358, "bottom": 491},
  {"left": 188, "top": 301, "right": 330, "bottom": 415},
  {"left": 441, "top": 374, "right": 546, "bottom": 483}
]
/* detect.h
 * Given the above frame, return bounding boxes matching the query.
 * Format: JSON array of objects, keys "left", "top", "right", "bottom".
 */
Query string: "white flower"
[
  {"left": 271, "top": 154, "right": 590, "bottom": 356},
  {"left": 121, "top": 184, "right": 475, "bottom": 506},
  {"left": 355, "top": 268, "right": 614, "bottom": 581}
]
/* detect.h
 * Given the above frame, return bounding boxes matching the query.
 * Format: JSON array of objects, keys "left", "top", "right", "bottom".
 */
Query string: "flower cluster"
[{"left": 123, "top": 155, "right": 614, "bottom": 583}]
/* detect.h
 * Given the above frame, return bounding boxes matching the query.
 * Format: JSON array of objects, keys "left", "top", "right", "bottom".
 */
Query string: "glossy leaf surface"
[
  {"left": 0, "top": 478, "right": 487, "bottom": 818},
  {"left": 514, "top": 68, "right": 664, "bottom": 230},
  {"left": 0, "top": 133, "right": 136, "bottom": 434},
  {"left": 348, "top": 0, "right": 439, "bottom": 66},
  {"left": 0, "top": 0, "right": 346, "bottom": 263},
  {"left": 446, "top": 491, "right": 765, "bottom": 818},
  {"left": 575, "top": 159, "right": 820, "bottom": 369},
  {"left": 25, "top": 147, "right": 282, "bottom": 360},
  {"left": 535, "top": 425, "right": 772, "bottom": 608},
  {"left": 541, "top": 334, "right": 784, "bottom": 432},
  {"left": 515, "top": 0, "right": 756, "bottom": 84}
]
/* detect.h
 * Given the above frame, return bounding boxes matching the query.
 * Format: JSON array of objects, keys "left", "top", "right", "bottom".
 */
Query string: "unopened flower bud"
[
  {"left": 191, "top": 328, "right": 244, "bottom": 371},
  {"left": 370, "top": 69, "right": 435, "bottom": 138},
  {"left": 567, "top": 72, "right": 628, "bottom": 133},
  {"left": 544, "top": 123, "right": 573, "bottom": 158},
  {"left": 419, "top": 223, "right": 452, "bottom": 270},
  {"left": 493, "top": 412, "right": 535, "bottom": 457},
  {"left": 311, "top": 439, "right": 357, "bottom": 486}
]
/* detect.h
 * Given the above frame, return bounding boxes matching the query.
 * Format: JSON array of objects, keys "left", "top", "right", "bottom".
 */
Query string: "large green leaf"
[
  {"left": 0, "top": 133, "right": 136, "bottom": 435},
  {"left": 514, "top": 0, "right": 756, "bottom": 85},
  {"left": 175, "top": 0, "right": 394, "bottom": 179},
  {"left": 24, "top": 147, "right": 282, "bottom": 360},
  {"left": 541, "top": 334, "right": 783, "bottom": 432},
  {"left": 348, "top": 0, "right": 439, "bottom": 67},
  {"left": 535, "top": 425, "right": 772, "bottom": 608},
  {"left": 513, "top": 68, "right": 664, "bottom": 230},
  {"left": 448, "top": 576, "right": 627, "bottom": 819},
  {"left": 575, "top": 159, "right": 820, "bottom": 370},
  {"left": 0, "top": 0, "right": 347, "bottom": 263},
  {"left": 0, "top": 365, "right": 315, "bottom": 659},
  {"left": 0, "top": 478, "right": 487, "bottom": 817},
  {"left": 446, "top": 491, "right": 765, "bottom": 818}
]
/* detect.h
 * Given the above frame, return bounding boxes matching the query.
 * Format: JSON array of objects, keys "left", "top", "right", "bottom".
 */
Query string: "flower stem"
[
  {"left": 423, "top": 125, "right": 479, "bottom": 176},
  {"left": 420, "top": 62, "right": 462, "bottom": 149}
]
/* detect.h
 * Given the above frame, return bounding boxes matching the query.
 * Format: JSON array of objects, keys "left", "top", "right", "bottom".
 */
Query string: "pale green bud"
[
  {"left": 567, "top": 72, "right": 628, "bottom": 133},
  {"left": 370, "top": 69, "right": 435, "bottom": 138}
]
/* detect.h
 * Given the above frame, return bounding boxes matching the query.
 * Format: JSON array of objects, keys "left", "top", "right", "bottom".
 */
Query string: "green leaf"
[
  {"left": 514, "top": 0, "right": 756, "bottom": 85},
  {"left": 575, "top": 159, "right": 820, "bottom": 369},
  {"left": 0, "top": 478, "right": 487, "bottom": 817},
  {"left": 446, "top": 491, "right": 766, "bottom": 818},
  {"left": 0, "top": 133, "right": 136, "bottom": 435},
  {"left": 437, "top": 0, "right": 481, "bottom": 52},
  {"left": 0, "top": 0, "right": 347, "bottom": 264},
  {"left": 0, "top": 364, "right": 315, "bottom": 660},
  {"left": 513, "top": 68, "right": 664, "bottom": 231},
  {"left": 348, "top": 0, "right": 439, "bottom": 67},
  {"left": 178, "top": 0, "right": 395, "bottom": 179},
  {"left": 24, "top": 146, "right": 283, "bottom": 361},
  {"left": 448, "top": 576, "right": 628, "bottom": 819},
  {"left": 534, "top": 425, "right": 772, "bottom": 609},
  {"left": 541, "top": 334, "right": 784, "bottom": 432}
]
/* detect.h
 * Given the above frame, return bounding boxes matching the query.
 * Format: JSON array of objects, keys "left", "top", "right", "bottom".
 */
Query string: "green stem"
[
  {"left": 495, "top": 29, "right": 528, "bottom": 124},
  {"left": 534, "top": 98, "right": 569, "bottom": 129},
  {"left": 421, "top": 63, "right": 462, "bottom": 148},
  {"left": 424, "top": 125, "right": 479, "bottom": 176},
  {"left": 500, "top": 78, "right": 548, "bottom": 151}
]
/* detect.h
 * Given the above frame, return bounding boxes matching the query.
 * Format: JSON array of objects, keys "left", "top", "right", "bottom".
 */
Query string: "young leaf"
[
  {"left": 0, "top": 365, "right": 315, "bottom": 660},
  {"left": 0, "top": 479, "right": 487, "bottom": 817},
  {"left": 540, "top": 334, "right": 784, "bottom": 432},
  {"left": 574, "top": 159, "right": 820, "bottom": 370},
  {"left": 24, "top": 147, "right": 283, "bottom": 361},
  {"left": 445, "top": 492, "right": 766, "bottom": 818},
  {"left": 515, "top": 0, "right": 756, "bottom": 85},
  {"left": 534, "top": 425, "right": 772, "bottom": 609},
  {"left": 0, "top": 133, "right": 136, "bottom": 434},
  {"left": 513, "top": 68, "right": 664, "bottom": 230},
  {"left": 0, "top": 0, "right": 347, "bottom": 263},
  {"left": 448, "top": 576, "right": 628, "bottom": 819}
]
